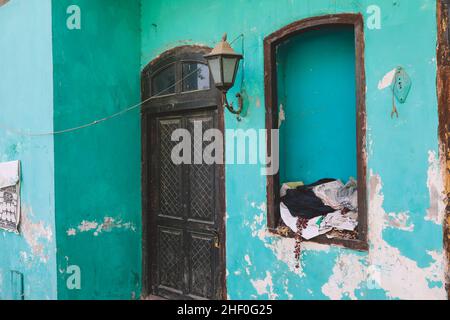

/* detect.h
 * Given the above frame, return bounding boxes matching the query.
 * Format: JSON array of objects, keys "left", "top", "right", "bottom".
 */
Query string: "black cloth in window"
[{"left": 281, "top": 179, "right": 336, "bottom": 219}]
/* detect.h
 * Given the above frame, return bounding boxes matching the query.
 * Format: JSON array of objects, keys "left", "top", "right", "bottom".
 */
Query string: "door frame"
[
  {"left": 437, "top": 0, "right": 450, "bottom": 299},
  {"left": 140, "top": 45, "right": 227, "bottom": 299}
]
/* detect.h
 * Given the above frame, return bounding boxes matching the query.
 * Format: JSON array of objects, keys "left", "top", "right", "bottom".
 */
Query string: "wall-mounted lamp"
[{"left": 205, "top": 34, "right": 244, "bottom": 120}]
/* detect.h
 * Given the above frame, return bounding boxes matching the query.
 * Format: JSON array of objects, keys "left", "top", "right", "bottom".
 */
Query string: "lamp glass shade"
[
  {"left": 205, "top": 34, "right": 243, "bottom": 91},
  {"left": 207, "top": 56, "right": 222, "bottom": 87},
  {"left": 223, "top": 57, "right": 239, "bottom": 85}
]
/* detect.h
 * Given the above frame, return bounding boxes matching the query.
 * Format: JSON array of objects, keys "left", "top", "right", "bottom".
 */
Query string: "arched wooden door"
[{"left": 141, "top": 46, "right": 226, "bottom": 300}]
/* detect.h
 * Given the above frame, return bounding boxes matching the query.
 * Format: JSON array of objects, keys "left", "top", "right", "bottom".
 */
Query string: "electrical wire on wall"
[
  {"left": 0, "top": 66, "right": 202, "bottom": 137},
  {"left": 0, "top": 34, "right": 246, "bottom": 137}
]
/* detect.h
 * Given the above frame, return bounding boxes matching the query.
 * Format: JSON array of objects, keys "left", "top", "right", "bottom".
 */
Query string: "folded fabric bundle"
[
  {"left": 337, "top": 178, "right": 358, "bottom": 211},
  {"left": 321, "top": 210, "right": 358, "bottom": 231},
  {"left": 312, "top": 180, "right": 344, "bottom": 209},
  {"left": 280, "top": 179, "right": 336, "bottom": 219},
  {"left": 312, "top": 178, "right": 358, "bottom": 212},
  {"left": 279, "top": 178, "right": 359, "bottom": 240}
]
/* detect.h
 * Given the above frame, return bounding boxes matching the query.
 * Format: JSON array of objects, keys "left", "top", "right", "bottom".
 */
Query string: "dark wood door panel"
[
  {"left": 187, "top": 113, "right": 216, "bottom": 225},
  {"left": 142, "top": 46, "right": 225, "bottom": 300},
  {"left": 157, "top": 226, "right": 184, "bottom": 294},
  {"left": 187, "top": 232, "right": 216, "bottom": 299},
  {"left": 157, "top": 117, "right": 184, "bottom": 219},
  {"left": 147, "top": 108, "right": 222, "bottom": 300}
]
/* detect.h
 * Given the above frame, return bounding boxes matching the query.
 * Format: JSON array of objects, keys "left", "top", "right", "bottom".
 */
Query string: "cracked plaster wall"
[{"left": 142, "top": 0, "right": 447, "bottom": 300}]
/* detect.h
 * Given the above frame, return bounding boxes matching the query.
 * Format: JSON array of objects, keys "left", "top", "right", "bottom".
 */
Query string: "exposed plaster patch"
[
  {"left": 263, "top": 233, "right": 305, "bottom": 276},
  {"left": 66, "top": 228, "right": 77, "bottom": 236},
  {"left": 245, "top": 255, "right": 252, "bottom": 266},
  {"left": 367, "top": 126, "right": 374, "bottom": 157},
  {"left": 20, "top": 206, "right": 53, "bottom": 264},
  {"left": 367, "top": 173, "right": 446, "bottom": 300},
  {"left": 322, "top": 254, "right": 366, "bottom": 300},
  {"left": 245, "top": 202, "right": 330, "bottom": 277},
  {"left": 244, "top": 255, "right": 252, "bottom": 275},
  {"left": 67, "top": 217, "right": 136, "bottom": 237},
  {"left": 251, "top": 201, "right": 267, "bottom": 213},
  {"left": 278, "top": 104, "right": 286, "bottom": 128},
  {"left": 378, "top": 68, "right": 396, "bottom": 90},
  {"left": 246, "top": 165, "right": 446, "bottom": 300},
  {"left": 250, "top": 271, "right": 278, "bottom": 300},
  {"left": 58, "top": 256, "right": 71, "bottom": 275},
  {"left": 301, "top": 242, "right": 332, "bottom": 253},
  {"left": 19, "top": 251, "right": 33, "bottom": 269},
  {"left": 19, "top": 251, "right": 27, "bottom": 261},
  {"left": 425, "top": 151, "right": 446, "bottom": 225},
  {"left": 78, "top": 220, "right": 98, "bottom": 232},
  {"left": 254, "top": 213, "right": 264, "bottom": 226},
  {"left": 323, "top": 173, "right": 446, "bottom": 300},
  {"left": 384, "top": 211, "right": 415, "bottom": 232},
  {"left": 283, "top": 279, "right": 293, "bottom": 300}
]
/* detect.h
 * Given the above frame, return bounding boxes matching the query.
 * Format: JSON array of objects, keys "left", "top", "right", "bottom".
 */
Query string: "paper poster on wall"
[{"left": 0, "top": 161, "right": 21, "bottom": 233}]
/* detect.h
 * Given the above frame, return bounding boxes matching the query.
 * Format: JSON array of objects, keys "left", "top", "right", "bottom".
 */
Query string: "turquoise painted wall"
[
  {"left": 278, "top": 26, "right": 357, "bottom": 184},
  {"left": 0, "top": 0, "right": 445, "bottom": 300},
  {"left": 141, "top": 0, "right": 447, "bottom": 300},
  {"left": 0, "top": 0, "right": 57, "bottom": 300},
  {"left": 52, "top": 0, "right": 142, "bottom": 299}
]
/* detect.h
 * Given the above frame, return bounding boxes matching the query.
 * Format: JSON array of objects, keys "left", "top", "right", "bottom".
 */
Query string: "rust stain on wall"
[{"left": 437, "top": 0, "right": 450, "bottom": 300}]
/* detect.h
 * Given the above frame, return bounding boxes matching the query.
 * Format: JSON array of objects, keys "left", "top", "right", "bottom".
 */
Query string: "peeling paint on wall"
[
  {"left": 377, "top": 68, "right": 396, "bottom": 90},
  {"left": 365, "top": 173, "right": 445, "bottom": 299},
  {"left": 283, "top": 279, "right": 293, "bottom": 300},
  {"left": 233, "top": 169, "right": 447, "bottom": 300},
  {"left": 250, "top": 271, "right": 278, "bottom": 300},
  {"left": 322, "top": 254, "right": 366, "bottom": 300},
  {"left": 321, "top": 173, "right": 446, "bottom": 300},
  {"left": 426, "top": 151, "right": 446, "bottom": 225},
  {"left": 20, "top": 206, "right": 53, "bottom": 264},
  {"left": 384, "top": 211, "right": 414, "bottom": 232},
  {"left": 246, "top": 201, "right": 332, "bottom": 277},
  {"left": 66, "top": 217, "right": 136, "bottom": 237}
]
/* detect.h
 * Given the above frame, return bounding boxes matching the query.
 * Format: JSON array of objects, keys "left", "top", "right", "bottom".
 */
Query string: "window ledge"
[{"left": 269, "top": 227, "right": 369, "bottom": 252}]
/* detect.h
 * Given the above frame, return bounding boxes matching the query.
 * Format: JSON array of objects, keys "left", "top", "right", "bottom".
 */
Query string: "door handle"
[{"left": 213, "top": 231, "right": 220, "bottom": 249}]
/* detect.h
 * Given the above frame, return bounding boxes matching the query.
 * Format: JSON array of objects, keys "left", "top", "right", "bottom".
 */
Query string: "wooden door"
[{"left": 141, "top": 46, "right": 226, "bottom": 300}]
